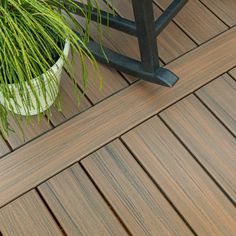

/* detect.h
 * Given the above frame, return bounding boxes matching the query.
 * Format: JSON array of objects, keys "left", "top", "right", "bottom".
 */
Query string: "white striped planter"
[{"left": 0, "top": 40, "right": 70, "bottom": 116}]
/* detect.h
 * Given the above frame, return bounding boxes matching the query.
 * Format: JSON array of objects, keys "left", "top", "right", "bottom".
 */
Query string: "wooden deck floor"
[{"left": 0, "top": 0, "right": 236, "bottom": 235}]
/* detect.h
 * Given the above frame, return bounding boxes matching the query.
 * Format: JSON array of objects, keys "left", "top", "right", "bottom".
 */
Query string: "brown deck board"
[
  {"left": 6, "top": 115, "right": 52, "bottom": 150},
  {"left": 74, "top": 56, "right": 129, "bottom": 104},
  {"left": 0, "top": 136, "right": 10, "bottom": 158},
  {"left": 108, "top": 0, "right": 197, "bottom": 63},
  {"left": 38, "top": 164, "right": 127, "bottom": 236},
  {"left": 160, "top": 95, "right": 236, "bottom": 203},
  {"left": 82, "top": 140, "right": 192, "bottom": 235},
  {"left": 49, "top": 74, "right": 91, "bottom": 126},
  {"left": 200, "top": 0, "right": 236, "bottom": 27},
  {"left": 229, "top": 67, "right": 236, "bottom": 79},
  {"left": 0, "top": 28, "right": 235, "bottom": 208},
  {"left": 196, "top": 74, "right": 236, "bottom": 135},
  {"left": 155, "top": 0, "right": 228, "bottom": 44},
  {"left": 0, "top": 190, "right": 62, "bottom": 236},
  {"left": 122, "top": 116, "right": 236, "bottom": 235},
  {"left": 50, "top": 53, "right": 127, "bottom": 124}
]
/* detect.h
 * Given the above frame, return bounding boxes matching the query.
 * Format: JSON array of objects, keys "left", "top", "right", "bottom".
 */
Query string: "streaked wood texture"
[
  {"left": 74, "top": 56, "right": 129, "bottom": 104},
  {"left": 0, "top": 137, "right": 10, "bottom": 158},
  {"left": 196, "top": 74, "right": 236, "bottom": 135},
  {"left": 49, "top": 74, "right": 91, "bottom": 126},
  {"left": 160, "top": 95, "right": 236, "bottom": 203},
  {"left": 38, "top": 164, "right": 127, "bottom": 236},
  {"left": 0, "top": 190, "right": 62, "bottom": 236},
  {"left": 155, "top": 0, "right": 228, "bottom": 44},
  {"left": 122, "top": 116, "right": 236, "bottom": 235},
  {"left": 200, "top": 0, "right": 236, "bottom": 27},
  {"left": 6, "top": 115, "right": 52, "bottom": 150},
  {"left": 82, "top": 140, "right": 192, "bottom": 235},
  {"left": 0, "top": 27, "right": 235, "bottom": 208},
  {"left": 229, "top": 67, "right": 236, "bottom": 79}
]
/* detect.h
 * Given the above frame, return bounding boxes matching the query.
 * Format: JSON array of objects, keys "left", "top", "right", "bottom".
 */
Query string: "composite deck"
[{"left": 0, "top": 0, "right": 236, "bottom": 235}]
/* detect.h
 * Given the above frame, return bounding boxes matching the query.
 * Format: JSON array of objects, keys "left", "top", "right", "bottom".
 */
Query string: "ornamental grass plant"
[{"left": 0, "top": 0, "right": 106, "bottom": 136}]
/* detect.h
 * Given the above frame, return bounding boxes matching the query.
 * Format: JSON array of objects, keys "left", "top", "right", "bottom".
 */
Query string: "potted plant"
[{"left": 0, "top": 0, "right": 105, "bottom": 135}]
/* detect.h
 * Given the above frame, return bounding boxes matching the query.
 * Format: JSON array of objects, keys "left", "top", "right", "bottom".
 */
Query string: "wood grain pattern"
[
  {"left": 155, "top": 0, "right": 228, "bottom": 44},
  {"left": 49, "top": 51, "right": 127, "bottom": 123},
  {"left": 0, "top": 190, "right": 62, "bottom": 236},
  {"left": 0, "top": 28, "right": 235, "bottom": 208},
  {"left": 73, "top": 54, "right": 129, "bottom": 104},
  {"left": 6, "top": 115, "right": 52, "bottom": 150},
  {"left": 107, "top": 0, "right": 196, "bottom": 63},
  {"left": 82, "top": 140, "right": 192, "bottom": 236},
  {"left": 49, "top": 73, "right": 91, "bottom": 126},
  {"left": 38, "top": 164, "right": 127, "bottom": 236},
  {"left": 122, "top": 116, "right": 236, "bottom": 235},
  {"left": 0, "top": 136, "right": 10, "bottom": 158},
  {"left": 229, "top": 67, "right": 236, "bottom": 79},
  {"left": 196, "top": 74, "right": 236, "bottom": 135},
  {"left": 200, "top": 0, "right": 236, "bottom": 27},
  {"left": 160, "top": 95, "right": 236, "bottom": 202}
]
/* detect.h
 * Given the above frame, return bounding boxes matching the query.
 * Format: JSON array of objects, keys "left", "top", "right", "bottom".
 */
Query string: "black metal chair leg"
[
  {"left": 62, "top": 0, "right": 188, "bottom": 87},
  {"left": 131, "top": 0, "right": 179, "bottom": 86},
  {"left": 131, "top": 0, "right": 160, "bottom": 72}
]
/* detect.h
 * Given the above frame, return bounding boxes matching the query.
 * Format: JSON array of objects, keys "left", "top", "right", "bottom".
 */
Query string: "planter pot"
[{"left": 0, "top": 40, "right": 70, "bottom": 116}]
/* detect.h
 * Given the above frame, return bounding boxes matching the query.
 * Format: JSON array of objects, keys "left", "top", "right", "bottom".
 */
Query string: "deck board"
[
  {"left": 122, "top": 116, "right": 236, "bottom": 235},
  {"left": 196, "top": 74, "right": 236, "bottom": 135},
  {"left": 82, "top": 140, "right": 192, "bottom": 235},
  {"left": 229, "top": 67, "right": 236, "bottom": 80},
  {"left": 154, "top": 0, "right": 228, "bottom": 44},
  {"left": 73, "top": 55, "right": 129, "bottom": 104},
  {"left": 0, "top": 137, "right": 10, "bottom": 158},
  {"left": 160, "top": 95, "right": 236, "bottom": 203},
  {"left": 38, "top": 164, "right": 127, "bottom": 236},
  {"left": 6, "top": 115, "right": 52, "bottom": 150},
  {"left": 0, "top": 27, "right": 235, "bottom": 208},
  {"left": 0, "top": 190, "right": 62, "bottom": 236},
  {"left": 200, "top": 0, "right": 236, "bottom": 27},
  {"left": 49, "top": 74, "right": 91, "bottom": 126}
]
